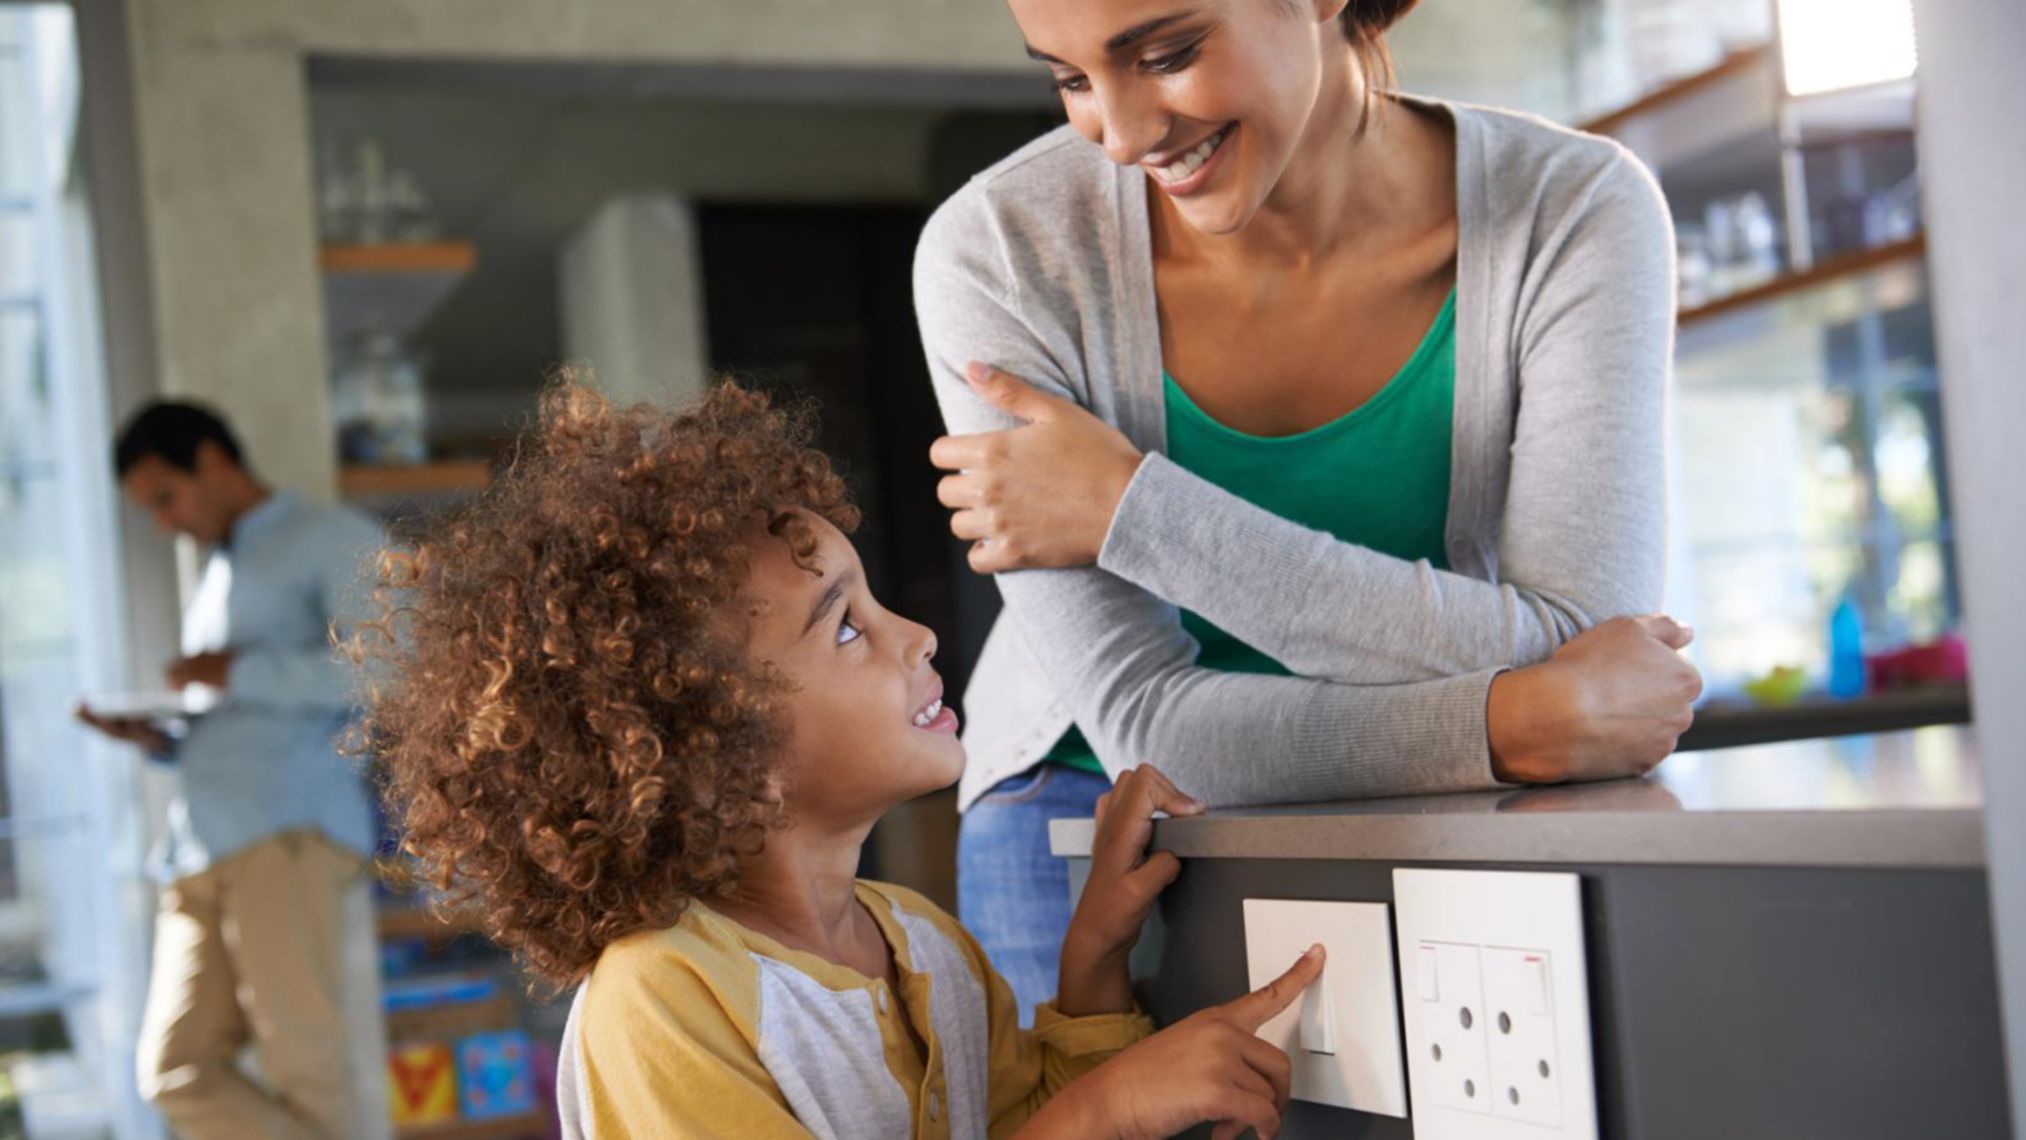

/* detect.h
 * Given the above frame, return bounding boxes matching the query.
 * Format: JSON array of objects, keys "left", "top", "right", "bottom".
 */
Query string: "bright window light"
[{"left": 1777, "top": 0, "right": 1918, "bottom": 97}]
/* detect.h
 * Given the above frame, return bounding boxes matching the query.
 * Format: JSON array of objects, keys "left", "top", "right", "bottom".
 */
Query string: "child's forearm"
[
  {"left": 1009, "top": 1076, "right": 1114, "bottom": 1139},
  {"left": 1054, "top": 928, "right": 1135, "bottom": 1017}
]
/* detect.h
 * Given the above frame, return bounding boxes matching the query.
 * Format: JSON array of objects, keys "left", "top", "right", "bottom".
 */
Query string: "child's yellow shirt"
[{"left": 555, "top": 879, "right": 1153, "bottom": 1139}]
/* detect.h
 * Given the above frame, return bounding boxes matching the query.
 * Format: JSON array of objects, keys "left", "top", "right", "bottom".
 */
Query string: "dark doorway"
[{"left": 695, "top": 202, "right": 963, "bottom": 701}]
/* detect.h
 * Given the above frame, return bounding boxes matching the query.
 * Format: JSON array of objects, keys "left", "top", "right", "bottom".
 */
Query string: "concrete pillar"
[
  {"left": 558, "top": 193, "right": 712, "bottom": 408},
  {"left": 121, "top": 7, "right": 336, "bottom": 500},
  {"left": 1911, "top": 0, "right": 2026, "bottom": 1127}
]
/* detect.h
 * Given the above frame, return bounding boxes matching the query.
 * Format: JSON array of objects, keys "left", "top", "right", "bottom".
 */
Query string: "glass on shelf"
[
  {"left": 318, "top": 135, "right": 444, "bottom": 246},
  {"left": 332, "top": 330, "right": 430, "bottom": 466}
]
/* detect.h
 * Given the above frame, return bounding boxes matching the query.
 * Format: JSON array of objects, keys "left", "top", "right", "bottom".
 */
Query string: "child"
[{"left": 356, "top": 378, "right": 1321, "bottom": 1139}]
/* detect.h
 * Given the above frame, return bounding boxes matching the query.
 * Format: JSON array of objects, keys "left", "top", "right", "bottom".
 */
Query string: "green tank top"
[{"left": 1043, "top": 287, "right": 1458, "bottom": 775}]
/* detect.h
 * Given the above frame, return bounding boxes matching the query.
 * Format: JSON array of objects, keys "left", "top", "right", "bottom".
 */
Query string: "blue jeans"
[{"left": 957, "top": 763, "right": 1111, "bottom": 1028}]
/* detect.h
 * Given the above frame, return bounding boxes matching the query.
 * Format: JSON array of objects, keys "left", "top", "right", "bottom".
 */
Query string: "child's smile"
[{"left": 910, "top": 679, "right": 958, "bottom": 733}]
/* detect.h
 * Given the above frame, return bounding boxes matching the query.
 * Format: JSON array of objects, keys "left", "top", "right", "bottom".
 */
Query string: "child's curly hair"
[{"left": 353, "top": 373, "right": 859, "bottom": 986}]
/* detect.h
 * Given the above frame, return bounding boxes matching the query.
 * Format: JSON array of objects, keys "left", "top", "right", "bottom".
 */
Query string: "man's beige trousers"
[{"left": 136, "top": 829, "right": 379, "bottom": 1139}]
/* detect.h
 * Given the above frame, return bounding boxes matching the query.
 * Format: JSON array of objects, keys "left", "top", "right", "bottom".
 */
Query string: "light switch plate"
[
  {"left": 1241, "top": 899, "right": 1407, "bottom": 1118},
  {"left": 1392, "top": 869, "right": 1599, "bottom": 1140}
]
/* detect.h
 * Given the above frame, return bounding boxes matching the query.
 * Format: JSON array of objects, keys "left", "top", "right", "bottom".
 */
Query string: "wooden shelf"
[
  {"left": 386, "top": 991, "right": 519, "bottom": 1044},
  {"left": 321, "top": 241, "right": 476, "bottom": 343},
  {"left": 322, "top": 242, "right": 477, "bottom": 276},
  {"left": 395, "top": 1110, "right": 546, "bottom": 1140},
  {"left": 1580, "top": 46, "right": 1785, "bottom": 178},
  {"left": 379, "top": 904, "right": 490, "bottom": 942},
  {"left": 1580, "top": 46, "right": 1775, "bottom": 137},
  {"left": 339, "top": 460, "right": 492, "bottom": 500},
  {"left": 1677, "top": 234, "right": 1927, "bottom": 327}
]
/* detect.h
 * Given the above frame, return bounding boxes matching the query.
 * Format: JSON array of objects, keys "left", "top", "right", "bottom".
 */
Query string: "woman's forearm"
[{"left": 1097, "top": 453, "right": 1610, "bottom": 683}]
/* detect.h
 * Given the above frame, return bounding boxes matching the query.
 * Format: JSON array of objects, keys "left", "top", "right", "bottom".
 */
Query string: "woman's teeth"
[
  {"left": 912, "top": 699, "right": 944, "bottom": 728},
  {"left": 1155, "top": 128, "right": 1227, "bottom": 185}
]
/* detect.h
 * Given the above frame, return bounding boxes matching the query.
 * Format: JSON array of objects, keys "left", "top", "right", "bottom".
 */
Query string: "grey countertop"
[{"left": 1047, "top": 725, "right": 1985, "bottom": 869}]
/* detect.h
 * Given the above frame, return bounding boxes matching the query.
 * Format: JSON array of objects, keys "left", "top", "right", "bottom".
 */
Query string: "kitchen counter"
[
  {"left": 1046, "top": 725, "right": 2008, "bottom": 1139},
  {"left": 1049, "top": 724, "right": 1982, "bottom": 869}
]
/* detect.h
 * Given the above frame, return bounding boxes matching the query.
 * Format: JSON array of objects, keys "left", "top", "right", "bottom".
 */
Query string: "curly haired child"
[{"left": 354, "top": 376, "right": 1323, "bottom": 1140}]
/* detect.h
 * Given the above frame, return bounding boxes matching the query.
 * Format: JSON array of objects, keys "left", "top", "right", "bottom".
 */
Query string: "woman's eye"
[
  {"left": 1143, "top": 42, "right": 1202, "bottom": 74},
  {"left": 1051, "top": 73, "right": 1089, "bottom": 95},
  {"left": 835, "top": 617, "right": 864, "bottom": 646}
]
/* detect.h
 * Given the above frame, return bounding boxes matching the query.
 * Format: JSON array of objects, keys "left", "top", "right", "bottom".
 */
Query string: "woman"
[{"left": 913, "top": 0, "right": 1700, "bottom": 1019}]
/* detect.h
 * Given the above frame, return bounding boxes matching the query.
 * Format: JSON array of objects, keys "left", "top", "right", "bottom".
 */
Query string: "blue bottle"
[{"left": 1828, "top": 596, "right": 1865, "bottom": 699}]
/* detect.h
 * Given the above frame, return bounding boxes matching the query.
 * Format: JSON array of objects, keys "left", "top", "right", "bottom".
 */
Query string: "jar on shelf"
[{"left": 333, "top": 330, "right": 429, "bottom": 465}]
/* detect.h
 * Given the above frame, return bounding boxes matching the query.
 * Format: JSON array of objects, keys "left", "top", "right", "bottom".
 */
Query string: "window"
[{"left": 0, "top": 7, "right": 153, "bottom": 1135}]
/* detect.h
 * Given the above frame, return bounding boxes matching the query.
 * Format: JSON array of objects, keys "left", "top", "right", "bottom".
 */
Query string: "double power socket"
[
  {"left": 1411, "top": 940, "right": 1568, "bottom": 1126},
  {"left": 1395, "top": 868, "right": 1599, "bottom": 1140}
]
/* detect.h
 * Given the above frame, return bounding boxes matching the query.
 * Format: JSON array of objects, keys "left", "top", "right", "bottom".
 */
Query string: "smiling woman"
[{"left": 914, "top": 0, "right": 1700, "bottom": 1020}]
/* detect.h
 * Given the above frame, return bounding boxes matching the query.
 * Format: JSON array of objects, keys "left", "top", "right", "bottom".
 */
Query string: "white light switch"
[
  {"left": 1393, "top": 870, "right": 1598, "bottom": 1140},
  {"left": 1242, "top": 899, "right": 1407, "bottom": 1117},
  {"left": 1298, "top": 967, "right": 1335, "bottom": 1055}
]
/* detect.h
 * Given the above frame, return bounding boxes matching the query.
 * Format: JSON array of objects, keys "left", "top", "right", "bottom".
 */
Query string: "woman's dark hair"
[
  {"left": 113, "top": 401, "right": 245, "bottom": 477},
  {"left": 1339, "top": 0, "right": 1418, "bottom": 38},
  {"left": 1335, "top": 0, "right": 1419, "bottom": 135}
]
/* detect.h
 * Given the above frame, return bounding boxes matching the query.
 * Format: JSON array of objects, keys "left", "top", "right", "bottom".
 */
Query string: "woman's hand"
[
  {"left": 1486, "top": 615, "right": 1704, "bottom": 784},
  {"left": 1057, "top": 765, "right": 1203, "bottom": 1017},
  {"left": 930, "top": 363, "right": 1145, "bottom": 574},
  {"left": 1027, "top": 946, "right": 1324, "bottom": 1140}
]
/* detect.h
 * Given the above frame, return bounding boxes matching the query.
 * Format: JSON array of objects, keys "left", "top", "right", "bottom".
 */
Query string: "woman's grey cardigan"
[{"left": 911, "top": 96, "right": 1676, "bottom": 811}]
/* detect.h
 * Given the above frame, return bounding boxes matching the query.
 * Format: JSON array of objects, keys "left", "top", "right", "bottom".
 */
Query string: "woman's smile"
[{"left": 1148, "top": 123, "right": 1237, "bottom": 195}]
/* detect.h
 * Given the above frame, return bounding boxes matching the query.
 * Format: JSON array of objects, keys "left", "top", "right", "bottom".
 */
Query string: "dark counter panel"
[{"left": 1133, "top": 858, "right": 2008, "bottom": 1140}]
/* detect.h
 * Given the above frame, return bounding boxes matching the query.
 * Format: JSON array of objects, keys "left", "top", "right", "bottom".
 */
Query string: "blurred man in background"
[{"left": 77, "top": 401, "right": 381, "bottom": 1140}]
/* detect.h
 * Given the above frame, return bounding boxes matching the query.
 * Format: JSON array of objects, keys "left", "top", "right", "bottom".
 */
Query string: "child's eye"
[{"left": 835, "top": 615, "right": 864, "bottom": 646}]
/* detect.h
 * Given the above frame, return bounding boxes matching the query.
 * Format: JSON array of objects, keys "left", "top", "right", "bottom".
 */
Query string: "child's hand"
[
  {"left": 1065, "top": 945, "right": 1325, "bottom": 1140},
  {"left": 1056, "top": 765, "right": 1203, "bottom": 1017}
]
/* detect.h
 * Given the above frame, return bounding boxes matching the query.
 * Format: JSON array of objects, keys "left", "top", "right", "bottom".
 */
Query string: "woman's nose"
[{"left": 1096, "top": 82, "right": 1167, "bottom": 167}]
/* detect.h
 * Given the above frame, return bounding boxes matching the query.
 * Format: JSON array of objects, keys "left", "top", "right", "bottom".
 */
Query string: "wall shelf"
[
  {"left": 321, "top": 243, "right": 477, "bottom": 275},
  {"left": 395, "top": 1110, "right": 546, "bottom": 1140},
  {"left": 321, "top": 241, "right": 476, "bottom": 344},
  {"left": 378, "top": 904, "right": 490, "bottom": 942},
  {"left": 1678, "top": 234, "right": 1926, "bottom": 327},
  {"left": 1580, "top": 46, "right": 1775, "bottom": 138}
]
